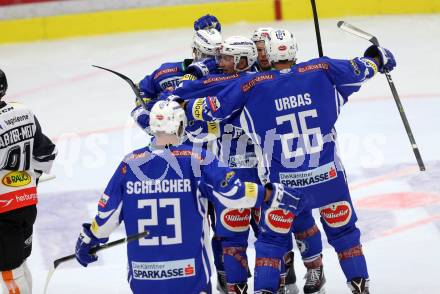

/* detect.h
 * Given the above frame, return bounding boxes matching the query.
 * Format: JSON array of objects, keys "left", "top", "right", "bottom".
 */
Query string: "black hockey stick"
[
  {"left": 310, "top": 0, "right": 324, "bottom": 57},
  {"left": 92, "top": 65, "right": 148, "bottom": 110},
  {"left": 337, "top": 21, "right": 426, "bottom": 171},
  {"left": 43, "top": 230, "right": 148, "bottom": 294}
]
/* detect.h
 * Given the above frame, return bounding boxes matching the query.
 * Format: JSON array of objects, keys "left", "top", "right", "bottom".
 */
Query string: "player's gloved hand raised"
[
  {"left": 194, "top": 14, "right": 221, "bottom": 32},
  {"left": 264, "top": 183, "right": 303, "bottom": 215},
  {"left": 364, "top": 45, "right": 396, "bottom": 73},
  {"left": 75, "top": 223, "right": 103, "bottom": 267},
  {"left": 186, "top": 58, "right": 219, "bottom": 79}
]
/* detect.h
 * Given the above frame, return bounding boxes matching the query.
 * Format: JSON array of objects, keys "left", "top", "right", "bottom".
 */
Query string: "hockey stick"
[
  {"left": 337, "top": 21, "right": 426, "bottom": 171},
  {"left": 43, "top": 230, "right": 148, "bottom": 294},
  {"left": 310, "top": 0, "right": 324, "bottom": 57},
  {"left": 39, "top": 174, "right": 56, "bottom": 183},
  {"left": 92, "top": 65, "right": 148, "bottom": 110}
]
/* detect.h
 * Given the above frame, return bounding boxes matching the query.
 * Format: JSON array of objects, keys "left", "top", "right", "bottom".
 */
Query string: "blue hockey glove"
[
  {"left": 364, "top": 45, "right": 396, "bottom": 73},
  {"left": 75, "top": 223, "right": 101, "bottom": 267},
  {"left": 265, "top": 183, "right": 303, "bottom": 215},
  {"left": 186, "top": 58, "right": 219, "bottom": 79},
  {"left": 194, "top": 14, "right": 221, "bottom": 32}
]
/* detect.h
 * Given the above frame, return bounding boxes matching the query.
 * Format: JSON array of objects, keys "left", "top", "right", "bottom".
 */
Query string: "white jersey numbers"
[
  {"left": 275, "top": 109, "right": 324, "bottom": 159},
  {"left": 138, "top": 198, "right": 183, "bottom": 246}
]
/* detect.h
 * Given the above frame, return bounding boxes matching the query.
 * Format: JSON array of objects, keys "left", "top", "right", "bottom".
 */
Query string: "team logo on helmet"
[
  {"left": 275, "top": 30, "right": 285, "bottom": 40},
  {"left": 319, "top": 201, "right": 352, "bottom": 228},
  {"left": 220, "top": 208, "right": 251, "bottom": 232},
  {"left": 278, "top": 45, "right": 287, "bottom": 51},
  {"left": 264, "top": 208, "right": 294, "bottom": 234}
]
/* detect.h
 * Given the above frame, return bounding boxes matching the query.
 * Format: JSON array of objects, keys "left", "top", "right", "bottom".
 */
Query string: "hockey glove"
[
  {"left": 135, "top": 97, "right": 152, "bottom": 107},
  {"left": 186, "top": 58, "right": 219, "bottom": 79},
  {"left": 265, "top": 183, "right": 302, "bottom": 215},
  {"left": 364, "top": 45, "right": 396, "bottom": 73},
  {"left": 75, "top": 223, "right": 103, "bottom": 267},
  {"left": 194, "top": 14, "right": 221, "bottom": 32}
]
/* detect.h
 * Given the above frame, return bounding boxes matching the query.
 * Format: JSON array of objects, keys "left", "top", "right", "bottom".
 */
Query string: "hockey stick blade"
[
  {"left": 337, "top": 21, "right": 379, "bottom": 46},
  {"left": 92, "top": 65, "right": 140, "bottom": 97},
  {"left": 43, "top": 230, "right": 148, "bottom": 294},
  {"left": 337, "top": 21, "right": 426, "bottom": 171}
]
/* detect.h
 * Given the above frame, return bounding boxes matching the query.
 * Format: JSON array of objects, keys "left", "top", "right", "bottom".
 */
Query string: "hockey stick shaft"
[
  {"left": 337, "top": 21, "right": 425, "bottom": 171},
  {"left": 310, "top": 0, "right": 324, "bottom": 57},
  {"left": 39, "top": 174, "right": 56, "bottom": 183},
  {"left": 92, "top": 65, "right": 148, "bottom": 110},
  {"left": 43, "top": 231, "right": 148, "bottom": 294},
  {"left": 55, "top": 230, "right": 148, "bottom": 268}
]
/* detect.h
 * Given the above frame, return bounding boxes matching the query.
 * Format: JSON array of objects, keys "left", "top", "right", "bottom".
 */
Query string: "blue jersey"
[
  {"left": 174, "top": 73, "right": 262, "bottom": 238},
  {"left": 184, "top": 56, "right": 380, "bottom": 206},
  {"left": 174, "top": 72, "right": 260, "bottom": 181},
  {"left": 88, "top": 143, "right": 265, "bottom": 294},
  {"left": 138, "top": 59, "right": 193, "bottom": 99},
  {"left": 132, "top": 60, "right": 192, "bottom": 133}
]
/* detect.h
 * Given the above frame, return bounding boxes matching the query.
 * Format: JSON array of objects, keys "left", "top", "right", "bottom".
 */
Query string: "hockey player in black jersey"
[{"left": 0, "top": 68, "right": 57, "bottom": 294}]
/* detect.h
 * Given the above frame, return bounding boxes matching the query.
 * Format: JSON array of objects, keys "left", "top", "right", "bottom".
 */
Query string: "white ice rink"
[{"left": 1, "top": 14, "right": 440, "bottom": 294}]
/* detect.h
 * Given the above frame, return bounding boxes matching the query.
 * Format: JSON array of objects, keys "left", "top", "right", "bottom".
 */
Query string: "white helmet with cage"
[
  {"left": 192, "top": 28, "right": 222, "bottom": 61},
  {"left": 219, "top": 36, "right": 258, "bottom": 72},
  {"left": 149, "top": 100, "right": 187, "bottom": 140},
  {"left": 266, "top": 29, "right": 298, "bottom": 63},
  {"left": 251, "top": 27, "right": 274, "bottom": 43}
]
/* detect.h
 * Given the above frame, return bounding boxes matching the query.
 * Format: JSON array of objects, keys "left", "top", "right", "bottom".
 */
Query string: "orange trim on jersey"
[
  {"left": 1, "top": 271, "right": 21, "bottom": 294},
  {"left": 0, "top": 187, "right": 37, "bottom": 213}
]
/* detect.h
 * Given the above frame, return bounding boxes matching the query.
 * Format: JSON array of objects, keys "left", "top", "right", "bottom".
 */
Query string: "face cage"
[{"left": 233, "top": 55, "right": 251, "bottom": 72}]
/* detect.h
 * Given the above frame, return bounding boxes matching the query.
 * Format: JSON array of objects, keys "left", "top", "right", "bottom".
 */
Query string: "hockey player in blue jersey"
[
  {"left": 130, "top": 34, "right": 259, "bottom": 293},
  {"left": 132, "top": 13, "right": 223, "bottom": 132},
  {"left": 176, "top": 28, "right": 396, "bottom": 294},
  {"left": 74, "top": 100, "right": 301, "bottom": 294},
  {"left": 261, "top": 29, "right": 326, "bottom": 294},
  {"left": 132, "top": 27, "right": 222, "bottom": 134},
  {"left": 172, "top": 36, "right": 261, "bottom": 294},
  {"left": 251, "top": 27, "right": 274, "bottom": 72},
  {"left": 252, "top": 27, "right": 327, "bottom": 294}
]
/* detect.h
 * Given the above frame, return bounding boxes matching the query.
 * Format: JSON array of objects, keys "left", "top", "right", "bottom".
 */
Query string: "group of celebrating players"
[{"left": 74, "top": 14, "right": 396, "bottom": 294}]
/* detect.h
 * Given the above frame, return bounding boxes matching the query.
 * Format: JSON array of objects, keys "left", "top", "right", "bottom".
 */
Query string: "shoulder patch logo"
[
  {"left": 153, "top": 67, "right": 179, "bottom": 80},
  {"left": 241, "top": 74, "right": 275, "bottom": 92},
  {"left": 297, "top": 63, "right": 329, "bottom": 73}
]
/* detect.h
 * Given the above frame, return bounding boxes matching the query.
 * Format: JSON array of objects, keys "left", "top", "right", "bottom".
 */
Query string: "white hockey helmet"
[
  {"left": 219, "top": 36, "right": 258, "bottom": 72},
  {"left": 192, "top": 28, "right": 222, "bottom": 61},
  {"left": 266, "top": 29, "right": 298, "bottom": 63},
  {"left": 251, "top": 27, "right": 274, "bottom": 43},
  {"left": 149, "top": 100, "right": 187, "bottom": 140}
]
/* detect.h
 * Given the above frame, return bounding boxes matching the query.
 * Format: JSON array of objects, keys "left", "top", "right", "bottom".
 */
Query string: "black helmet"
[{"left": 0, "top": 69, "right": 7, "bottom": 98}]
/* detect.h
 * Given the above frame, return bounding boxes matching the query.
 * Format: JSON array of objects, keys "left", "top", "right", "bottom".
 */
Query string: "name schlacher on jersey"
[
  {"left": 126, "top": 179, "right": 191, "bottom": 195},
  {"left": 0, "top": 123, "right": 34, "bottom": 149}
]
